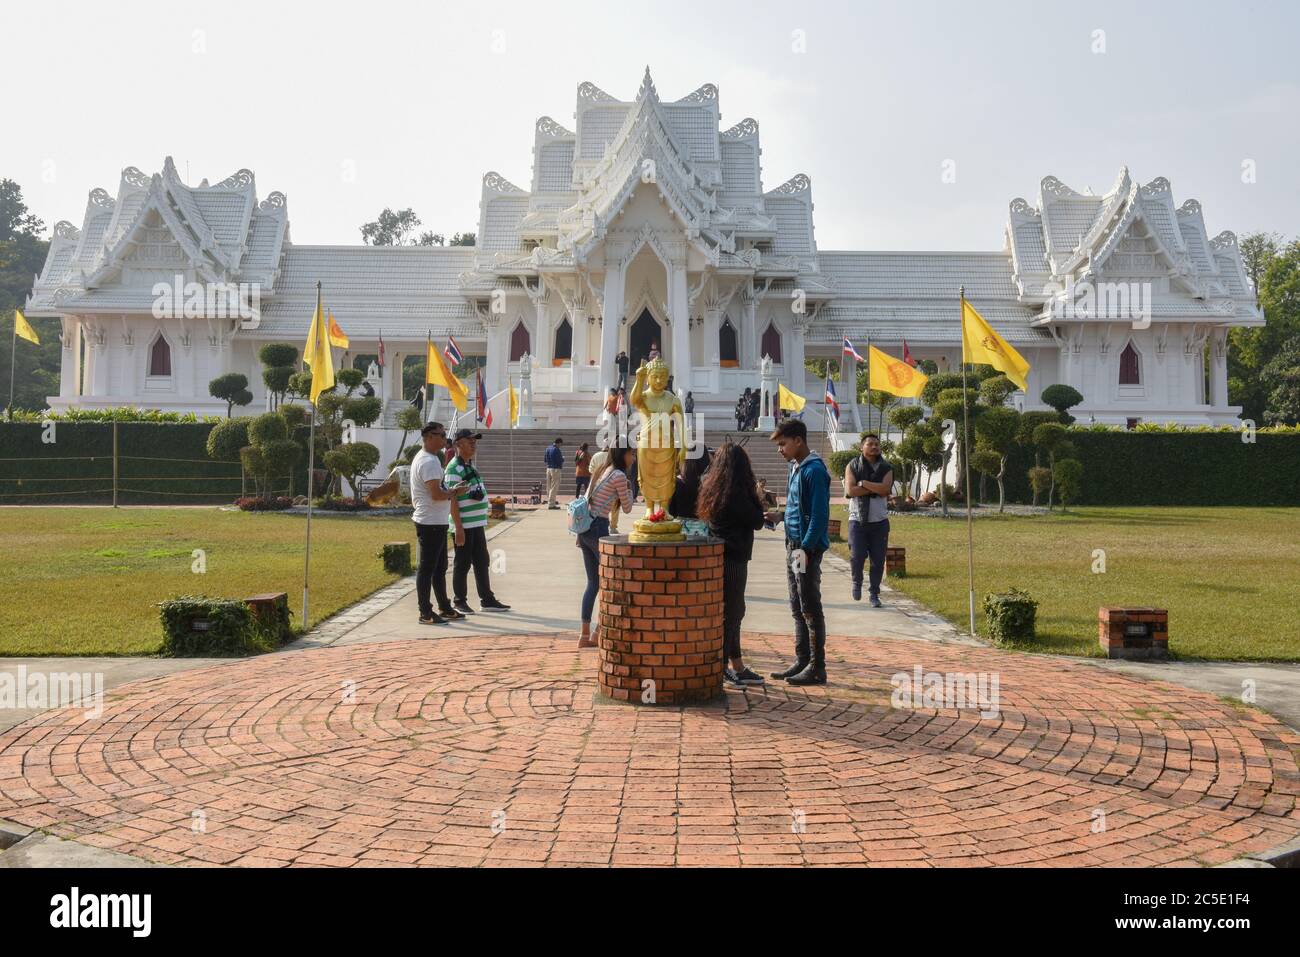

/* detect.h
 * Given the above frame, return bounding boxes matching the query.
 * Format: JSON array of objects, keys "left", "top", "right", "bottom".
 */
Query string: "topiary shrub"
[
  {"left": 982, "top": 588, "right": 1038, "bottom": 644},
  {"left": 158, "top": 596, "right": 278, "bottom": 656},
  {"left": 206, "top": 417, "right": 251, "bottom": 461}
]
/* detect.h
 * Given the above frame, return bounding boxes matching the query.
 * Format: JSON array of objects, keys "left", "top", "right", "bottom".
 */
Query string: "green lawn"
[
  {"left": 0, "top": 507, "right": 421, "bottom": 656},
  {"left": 830, "top": 506, "right": 1300, "bottom": 662}
]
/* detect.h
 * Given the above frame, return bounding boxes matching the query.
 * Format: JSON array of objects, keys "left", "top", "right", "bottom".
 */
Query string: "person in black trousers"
[{"left": 696, "top": 440, "right": 766, "bottom": 687}]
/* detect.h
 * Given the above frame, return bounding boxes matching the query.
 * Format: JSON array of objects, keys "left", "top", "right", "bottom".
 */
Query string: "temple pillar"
[
  {"left": 485, "top": 318, "right": 505, "bottom": 396},
  {"left": 600, "top": 259, "right": 624, "bottom": 390},
  {"left": 1210, "top": 329, "right": 1229, "bottom": 408},
  {"left": 670, "top": 263, "right": 691, "bottom": 384},
  {"left": 59, "top": 318, "right": 82, "bottom": 399}
]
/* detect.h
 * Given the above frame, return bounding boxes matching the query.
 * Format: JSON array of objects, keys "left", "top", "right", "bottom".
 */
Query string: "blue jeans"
[
  {"left": 577, "top": 516, "right": 610, "bottom": 623},
  {"left": 849, "top": 518, "right": 890, "bottom": 598}
]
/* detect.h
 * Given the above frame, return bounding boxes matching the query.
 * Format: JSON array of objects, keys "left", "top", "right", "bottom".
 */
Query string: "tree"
[
  {"left": 1229, "top": 234, "right": 1297, "bottom": 423},
  {"left": 1027, "top": 466, "right": 1052, "bottom": 507},
  {"left": 1, "top": 180, "right": 57, "bottom": 412},
  {"left": 239, "top": 411, "right": 300, "bottom": 497},
  {"left": 392, "top": 405, "right": 424, "bottom": 468},
  {"left": 209, "top": 372, "right": 253, "bottom": 417},
  {"left": 1040, "top": 384, "right": 1084, "bottom": 424},
  {"left": 979, "top": 374, "right": 1017, "bottom": 408},
  {"left": 1260, "top": 335, "right": 1300, "bottom": 425},
  {"left": 324, "top": 442, "right": 381, "bottom": 500},
  {"left": 258, "top": 343, "right": 298, "bottom": 409},
  {"left": 973, "top": 405, "right": 1020, "bottom": 512},
  {"left": 932, "top": 386, "right": 980, "bottom": 501},
  {"left": 361, "top": 208, "right": 426, "bottom": 246},
  {"left": 206, "top": 417, "right": 250, "bottom": 461},
  {"left": 1053, "top": 458, "right": 1084, "bottom": 512},
  {"left": 1031, "top": 422, "right": 1073, "bottom": 509}
]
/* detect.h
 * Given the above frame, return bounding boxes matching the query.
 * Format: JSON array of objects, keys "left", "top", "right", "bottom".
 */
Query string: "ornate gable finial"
[
  {"left": 722, "top": 118, "right": 758, "bottom": 139},
  {"left": 483, "top": 171, "right": 526, "bottom": 194},
  {"left": 771, "top": 173, "right": 811, "bottom": 196},
  {"left": 1177, "top": 199, "right": 1202, "bottom": 217},
  {"left": 215, "top": 169, "right": 254, "bottom": 190},
  {"left": 577, "top": 80, "right": 616, "bottom": 103},
  {"left": 1140, "top": 176, "right": 1171, "bottom": 196},
  {"left": 1008, "top": 197, "right": 1037, "bottom": 217},
  {"left": 637, "top": 66, "right": 658, "bottom": 103},
  {"left": 88, "top": 187, "right": 114, "bottom": 210},
  {"left": 258, "top": 191, "right": 287, "bottom": 212},
  {"left": 121, "top": 166, "right": 150, "bottom": 189},
  {"left": 677, "top": 83, "right": 718, "bottom": 104},
  {"left": 1040, "top": 176, "right": 1081, "bottom": 199},
  {"left": 53, "top": 220, "right": 80, "bottom": 240},
  {"left": 536, "top": 115, "right": 573, "bottom": 138},
  {"left": 1209, "top": 231, "right": 1238, "bottom": 251}
]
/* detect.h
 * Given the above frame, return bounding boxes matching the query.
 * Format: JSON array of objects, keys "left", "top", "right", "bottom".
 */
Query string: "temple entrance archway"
[{"left": 629, "top": 310, "right": 663, "bottom": 374}]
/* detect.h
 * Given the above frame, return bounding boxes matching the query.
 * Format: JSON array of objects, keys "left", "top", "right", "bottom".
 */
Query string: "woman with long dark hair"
[
  {"left": 669, "top": 445, "right": 712, "bottom": 519},
  {"left": 576, "top": 445, "right": 635, "bottom": 649},
  {"left": 696, "top": 440, "right": 766, "bottom": 686}
]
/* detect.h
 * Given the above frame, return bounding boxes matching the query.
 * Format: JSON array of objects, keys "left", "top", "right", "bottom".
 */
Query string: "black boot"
[
  {"left": 788, "top": 619, "right": 827, "bottom": 685},
  {"left": 771, "top": 660, "right": 809, "bottom": 680},
  {"left": 771, "top": 622, "right": 811, "bottom": 680}
]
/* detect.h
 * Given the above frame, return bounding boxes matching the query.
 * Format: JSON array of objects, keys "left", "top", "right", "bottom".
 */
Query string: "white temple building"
[{"left": 27, "top": 69, "right": 1262, "bottom": 435}]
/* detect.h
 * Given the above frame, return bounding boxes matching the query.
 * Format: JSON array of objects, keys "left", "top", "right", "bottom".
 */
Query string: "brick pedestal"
[
  {"left": 1100, "top": 607, "right": 1169, "bottom": 659},
  {"left": 597, "top": 536, "right": 725, "bottom": 704},
  {"left": 885, "top": 546, "right": 907, "bottom": 577}
]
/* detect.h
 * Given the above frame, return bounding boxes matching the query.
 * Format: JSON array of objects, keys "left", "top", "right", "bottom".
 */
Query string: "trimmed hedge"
[
  {"left": 158, "top": 596, "right": 278, "bottom": 656},
  {"left": 998, "top": 432, "right": 1300, "bottom": 507},
  {"left": 983, "top": 589, "right": 1038, "bottom": 644},
  {"left": 0, "top": 422, "right": 257, "bottom": 504}
]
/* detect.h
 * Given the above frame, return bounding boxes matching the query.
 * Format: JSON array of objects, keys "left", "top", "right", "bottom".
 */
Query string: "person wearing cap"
[
  {"left": 409, "top": 422, "right": 467, "bottom": 625},
  {"left": 443, "top": 428, "right": 511, "bottom": 613}
]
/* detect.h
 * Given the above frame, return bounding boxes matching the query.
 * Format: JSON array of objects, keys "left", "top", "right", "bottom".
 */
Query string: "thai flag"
[
  {"left": 444, "top": 335, "right": 464, "bottom": 367},
  {"left": 825, "top": 377, "right": 840, "bottom": 429},
  {"left": 377, "top": 334, "right": 386, "bottom": 368},
  {"left": 476, "top": 369, "right": 493, "bottom": 428},
  {"left": 902, "top": 338, "right": 917, "bottom": 368},
  {"left": 842, "top": 337, "right": 865, "bottom": 362}
]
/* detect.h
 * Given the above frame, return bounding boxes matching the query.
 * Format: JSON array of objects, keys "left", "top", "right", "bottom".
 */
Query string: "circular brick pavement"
[{"left": 0, "top": 633, "right": 1296, "bottom": 867}]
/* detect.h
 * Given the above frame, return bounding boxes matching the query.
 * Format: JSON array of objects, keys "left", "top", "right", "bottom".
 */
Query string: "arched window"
[
  {"left": 719, "top": 319, "right": 739, "bottom": 366},
  {"left": 148, "top": 333, "right": 171, "bottom": 377},
  {"left": 509, "top": 321, "right": 530, "bottom": 362},
  {"left": 1119, "top": 341, "right": 1140, "bottom": 385},
  {"left": 553, "top": 317, "right": 572, "bottom": 364},
  {"left": 760, "top": 322, "right": 782, "bottom": 364}
]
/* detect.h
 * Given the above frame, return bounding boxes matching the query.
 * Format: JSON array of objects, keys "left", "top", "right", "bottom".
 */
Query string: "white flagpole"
[
  {"left": 959, "top": 285, "right": 976, "bottom": 638},
  {"left": 303, "top": 281, "right": 321, "bottom": 626},
  {"left": 508, "top": 379, "right": 517, "bottom": 500},
  {"left": 6, "top": 317, "right": 16, "bottom": 421}
]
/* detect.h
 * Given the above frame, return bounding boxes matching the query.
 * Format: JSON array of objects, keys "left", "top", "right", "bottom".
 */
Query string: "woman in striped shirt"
[{"left": 577, "top": 446, "right": 635, "bottom": 649}]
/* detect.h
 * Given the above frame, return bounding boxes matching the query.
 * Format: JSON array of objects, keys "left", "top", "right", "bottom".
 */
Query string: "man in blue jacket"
[
  {"left": 764, "top": 419, "right": 831, "bottom": 685},
  {"left": 544, "top": 437, "right": 564, "bottom": 509}
]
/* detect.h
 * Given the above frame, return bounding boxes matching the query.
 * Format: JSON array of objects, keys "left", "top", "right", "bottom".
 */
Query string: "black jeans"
[
  {"left": 849, "top": 518, "right": 890, "bottom": 598},
  {"left": 415, "top": 522, "right": 451, "bottom": 617},
  {"left": 785, "top": 539, "right": 826, "bottom": 668},
  {"left": 577, "top": 516, "right": 609, "bottom": 622},
  {"left": 452, "top": 525, "right": 497, "bottom": 605},
  {"left": 575, "top": 475, "right": 590, "bottom": 498},
  {"left": 722, "top": 557, "right": 749, "bottom": 662}
]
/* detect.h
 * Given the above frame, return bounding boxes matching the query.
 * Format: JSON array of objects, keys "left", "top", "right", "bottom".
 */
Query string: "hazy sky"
[{"left": 8, "top": 0, "right": 1298, "bottom": 251}]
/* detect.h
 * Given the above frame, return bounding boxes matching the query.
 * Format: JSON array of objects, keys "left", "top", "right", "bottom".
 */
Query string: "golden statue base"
[{"left": 628, "top": 518, "right": 685, "bottom": 544}]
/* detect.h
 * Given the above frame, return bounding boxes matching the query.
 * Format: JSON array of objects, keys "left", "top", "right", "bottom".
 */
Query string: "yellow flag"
[
  {"left": 426, "top": 338, "right": 468, "bottom": 412},
  {"left": 303, "top": 301, "right": 335, "bottom": 404},
  {"left": 327, "top": 311, "right": 349, "bottom": 349},
  {"left": 777, "top": 382, "right": 806, "bottom": 413},
  {"left": 868, "top": 345, "right": 928, "bottom": 398},
  {"left": 14, "top": 310, "right": 40, "bottom": 345},
  {"left": 961, "top": 297, "right": 1030, "bottom": 391},
  {"left": 508, "top": 378, "right": 519, "bottom": 426}
]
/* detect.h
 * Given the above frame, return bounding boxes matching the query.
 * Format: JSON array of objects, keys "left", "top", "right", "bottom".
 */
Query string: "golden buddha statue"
[{"left": 628, "top": 355, "right": 687, "bottom": 543}]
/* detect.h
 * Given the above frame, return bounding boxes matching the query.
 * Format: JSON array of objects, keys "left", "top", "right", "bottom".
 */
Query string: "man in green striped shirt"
[{"left": 444, "top": 429, "right": 511, "bottom": 613}]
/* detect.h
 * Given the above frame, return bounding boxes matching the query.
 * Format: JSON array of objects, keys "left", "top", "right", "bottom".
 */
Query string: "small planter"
[
  {"left": 827, "top": 518, "right": 842, "bottom": 539},
  {"left": 379, "top": 541, "right": 412, "bottom": 575},
  {"left": 982, "top": 588, "right": 1038, "bottom": 643},
  {"left": 489, "top": 497, "right": 507, "bottom": 520}
]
